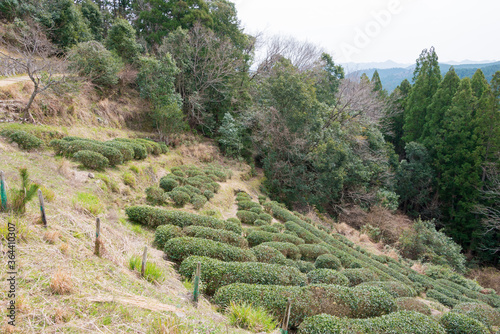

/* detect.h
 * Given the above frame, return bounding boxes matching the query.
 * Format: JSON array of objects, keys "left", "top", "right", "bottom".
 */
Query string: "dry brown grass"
[
  {"left": 468, "top": 267, "right": 500, "bottom": 294},
  {"left": 59, "top": 242, "right": 69, "bottom": 255},
  {"left": 178, "top": 142, "right": 221, "bottom": 163},
  {"left": 57, "top": 158, "right": 74, "bottom": 179},
  {"left": 411, "top": 262, "right": 426, "bottom": 275},
  {"left": 365, "top": 206, "right": 412, "bottom": 244},
  {"left": 43, "top": 230, "right": 60, "bottom": 244},
  {"left": 50, "top": 269, "right": 73, "bottom": 295},
  {"left": 1, "top": 324, "right": 17, "bottom": 334}
]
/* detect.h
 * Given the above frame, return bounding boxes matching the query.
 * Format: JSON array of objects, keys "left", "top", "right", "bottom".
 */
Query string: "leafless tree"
[
  {"left": 0, "top": 23, "right": 67, "bottom": 123},
  {"left": 475, "top": 162, "right": 500, "bottom": 254},
  {"left": 254, "top": 34, "right": 324, "bottom": 76}
]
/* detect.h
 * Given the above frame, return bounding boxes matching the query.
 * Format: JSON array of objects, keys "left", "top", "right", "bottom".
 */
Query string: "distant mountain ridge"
[{"left": 348, "top": 61, "right": 500, "bottom": 92}]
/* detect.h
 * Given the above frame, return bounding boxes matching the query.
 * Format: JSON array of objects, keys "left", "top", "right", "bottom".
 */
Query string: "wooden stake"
[
  {"left": 38, "top": 189, "right": 47, "bottom": 228},
  {"left": 141, "top": 246, "right": 148, "bottom": 277},
  {"left": 280, "top": 298, "right": 292, "bottom": 333},
  {"left": 0, "top": 171, "right": 7, "bottom": 211},
  {"left": 193, "top": 261, "right": 201, "bottom": 303},
  {"left": 94, "top": 217, "right": 101, "bottom": 256}
]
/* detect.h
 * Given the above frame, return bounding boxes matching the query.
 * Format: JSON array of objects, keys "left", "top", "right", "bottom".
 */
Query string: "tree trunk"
[{"left": 23, "top": 86, "right": 38, "bottom": 124}]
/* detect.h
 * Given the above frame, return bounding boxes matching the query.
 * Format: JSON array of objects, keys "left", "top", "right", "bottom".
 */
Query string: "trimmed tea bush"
[
  {"left": 427, "top": 289, "right": 460, "bottom": 308},
  {"left": 440, "top": 312, "right": 489, "bottom": 334},
  {"left": 168, "top": 190, "right": 190, "bottom": 207},
  {"left": 260, "top": 242, "right": 301, "bottom": 260},
  {"left": 153, "top": 225, "right": 184, "bottom": 249},
  {"left": 179, "top": 256, "right": 306, "bottom": 295},
  {"left": 258, "top": 213, "right": 273, "bottom": 224},
  {"left": 396, "top": 297, "right": 432, "bottom": 316},
  {"left": 225, "top": 219, "right": 243, "bottom": 234},
  {"left": 237, "top": 200, "right": 262, "bottom": 211},
  {"left": 2, "top": 130, "right": 43, "bottom": 150},
  {"left": 246, "top": 231, "right": 305, "bottom": 247},
  {"left": 452, "top": 302, "right": 500, "bottom": 329},
  {"left": 297, "top": 244, "right": 331, "bottom": 261},
  {"left": 183, "top": 226, "right": 248, "bottom": 248},
  {"left": 358, "top": 281, "right": 417, "bottom": 298},
  {"left": 159, "top": 177, "right": 179, "bottom": 192},
  {"left": 253, "top": 219, "right": 269, "bottom": 226},
  {"left": 73, "top": 150, "right": 109, "bottom": 170},
  {"left": 285, "top": 221, "right": 322, "bottom": 244},
  {"left": 103, "top": 141, "right": 134, "bottom": 161},
  {"left": 191, "top": 194, "right": 207, "bottom": 210},
  {"left": 298, "top": 311, "right": 445, "bottom": 334},
  {"left": 307, "top": 269, "right": 349, "bottom": 286},
  {"left": 251, "top": 245, "right": 288, "bottom": 265},
  {"left": 258, "top": 225, "right": 282, "bottom": 234},
  {"left": 296, "top": 260, "right": 316, "bottom": 273},
  {"left": 237, "top": 210, "right": 259, "bottom": 224},
  {"left": 213, "top": 283, "right": 396, "bottom": 328},
  {"left": 164, "top": 237, "right": 256, "bottom": 263},
  {"left": 315, "top": 254, "right": 342, "bottom": 270},
  {"left": 113, "top": 139, "right": 148, "bottom": 159},
  {"left": 145, "top": 186, "right": 167, "bottom": 206},
  {"left": 125, "top": 206, "right": 226, "bottom": 229},
  {"left": 342, "top": 268, "right": 380, "bottom": 286}
]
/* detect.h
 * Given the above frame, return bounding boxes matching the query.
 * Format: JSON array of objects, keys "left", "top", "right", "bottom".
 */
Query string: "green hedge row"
[
  {"left": 298, "top": 311, "right": 445, "bottom": 334},
  {"left": 237, "top": 200, "right": 262, "bottom": 211},
  {"left": 451, "top": 302, "right": 500, "bottom": 329},
  {"left": 237, "top": 210, "right": 259, "bottom": 224},
  {"left": 284, "top": 221, "right": 322, "bottom": 244},
  {"left": 358, "top": 281, "right": 417, "bottom": 298},
  {"left": 183, "top": 225, "right": 248, "bottom": 248},
  {"left": 440, "top": 312, "right": 489, "bottom": 334},
  {"left": 246, "top": 230, "right": 305, "bottom": 247},
  {"left": 307, "top": 269, "right": 349, "bottom": 286},
  {"left": 73, "top": 150, "right": 109, "bottom": 170},
  {"left": 435, "top": 279, "right": 500, "bottom": 308},
  {"left": 213, "top": 283, "right": 396, "bottom": 328},
  {"left": 260, "top": 242, "right": 301, "bottom": 260},
  {"left": 298, "top": 244, "right": 331, "bottom": 261},
  {"left": 427, "top": 289, "right": 461, "bottom": 308},
  {"left": 164, "top": 237, "right": 256, "bottom": 263},
  {"left": 1, "top": 129, "right": 43, "bottom": 150},
  {"left": 179, "top": 256, "right": 306, "bottom": 295},
  {"left": 395, "top": 297, "right": 432, "bottom": 315},
  {"left": 153, "top": 225, "right": 184, "bottom": 249},
  {"left": 126, "top": 206, "right": 225, "bottom": 229},
  {"left": 251, "top": 245, "right": 289, "bottom": 265},
  {"left": 315, "top": 254, "right": 342, "bottom": 270},
  {"left": 342, "top": 268, "right": 380, "bottom": 286},
  {"left": 296, "top": 260, "right": 316, "bottom": 273}
]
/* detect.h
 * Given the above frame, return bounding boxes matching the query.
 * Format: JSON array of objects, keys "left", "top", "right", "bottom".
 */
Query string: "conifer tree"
[{"left": 403, "top": 47, "right": 441, "bottom": 143}]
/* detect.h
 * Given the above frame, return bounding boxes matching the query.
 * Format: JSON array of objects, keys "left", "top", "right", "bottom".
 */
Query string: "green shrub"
[
  {"left": 237, "top": 210, "right": 259, "bottom": 224},
  {"left": 69, "top": 41, "right": 123, "bottom": 87},
  {"left": 224, "top": 219, "right": 243, "bottom": 234},
  {"left": 395, "top": 297, "right": 432, "bottom": 315},
  {"left": 298, "top": 311, "right": 445, "bottom": 334},
  {"left": 183, "top": 226, "right": 248, "bottom": 248},
  {"left": 253, "top": 219, "right": 269, "bottom": 226},
  {"left": 237, "top": 200, "right": 262, "bottom": 211},
  {"left": 125, "top": 206, "right": 226, "bottom": 230},
  {"left": 153, "top": 225, "right": 184, "bottom": 249},
  {"left": 236, "top": 192, "right": 251, "bottom": 201},
  {"left": 258, "top": 225, "right": 282, "bottom": 234},
  {"left": 1, "top": 130, "right": 43, "bottom": 150},
  {"left": 251, "top": 245, "right": 288, "bottom": 265},
  {"left": 315, "top": 254, "right": 342, "bottom": 270},
  {"left": 105, "top": 18, "right": 142, "bottom": 63},
  {"left": 174, "top": 185, "right": 202, "bottom": 197},
  {"left": 145, "top": 186, "right": 167, "bottom": 206},
  {"left": 113, "top": 139, "right": 148, "bottom": 159},
  {"left": 103, "top": 141, "right": 134, "bottom": 161},
  {"left": 203, "top": 190, "right": 214, "bottom": 200},
  {"left": 213, "top": 283, "right": 396, "bottom": 328},
  {"left": 136, "top": 138, "right": 162, "bottom": 155},
  {"left": 258, "top": 213, "right": 273, "bottom": 224},
  {"left": 164, "top": 237, "right": 256, "bottom": 263},
  {"left": 358, "top": 281, "right": 417, "bottom": 298},
  {"left": 60, "top": 139, "right": 124, "bottom": 166},
  {"left": 427, "top": 289, "right": 460, "bottom": 308},
  {"left": 249, "top": 207, "right": 263, "bottom": 214},
  {"left": 296, "top": 260, "right": 316, "bottom": 273},
  {"left": 297, "top": 244, "right": 331, "bottom": 261},
  {"left": 285, "top": 221, "right": 322, "bottom": 244},
  {"left": 73, "top": 150, "right": 109, "bottom": 170},
  {"left": 227, "top": 301, "right": 278, "bottom": 333},
  {"left": 246, "top": 231, "right": 305, "bottom": 247},
  {"left": 440, "top": 312, "right": 489, "bottom": 334},
  {"left": 307, "top": 269, "right": 349, "bottom": 286},
  {"left": 399, "top": 219, "right": 466, "bottom": 273},
  {"left": 452, "top": 302, "right": 500, "bottom": 329},
  {"left": 168, "top": 190, "right": 190, "bottom": 207},
  {"left": 179, "top": 256, "right": 306, "bottom": 295},
  {"left": 190, "top": 194, "right": 207, "bottom": 210},
  {"left": 260, "top": 242, "right": 301, "bottom": 260},
  {"left": 342, "top": 268, "right": 380, "bottom": 286}
]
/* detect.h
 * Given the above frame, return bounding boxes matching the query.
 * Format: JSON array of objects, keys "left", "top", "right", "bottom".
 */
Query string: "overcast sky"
[{"left": 232, "top": 0, "right": 500, "bottom": 65}]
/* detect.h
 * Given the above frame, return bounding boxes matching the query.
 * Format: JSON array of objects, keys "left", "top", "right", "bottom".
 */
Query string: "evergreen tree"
[
  {"left": 471, "top": 69, "right": 488, "bottom": 99},
  {"left": 421, "top": 67, "right": 460, "bottom": 157},
  {"left": 403, "top": 47, "right": 441, "bottom": 143},
  {"left": 436, "top": 78, "right": 482, "bottom": 247},
  {"left": 371, "top": 70, "right": 387, "bottom": 98}
]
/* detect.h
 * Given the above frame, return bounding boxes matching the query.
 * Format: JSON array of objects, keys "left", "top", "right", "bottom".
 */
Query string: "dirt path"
[{"left": 0, "top": 75, "right": 30, "bottom": 87}]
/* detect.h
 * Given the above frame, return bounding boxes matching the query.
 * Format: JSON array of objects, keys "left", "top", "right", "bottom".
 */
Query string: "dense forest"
[{"left": 0, "top": 0, "right": 498, "bottom": 268}]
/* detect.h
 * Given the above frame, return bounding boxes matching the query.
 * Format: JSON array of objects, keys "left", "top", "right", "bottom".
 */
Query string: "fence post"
[
  {"left": 94, "top": 218, "right": 101, "bottom": 256},
  {"left": 193, "top": 261, "right": 201, "bottom": 303},
  {"left": 280, "top": 298, "right": 292, "bottom": 334},
  {"left": 38, "top": 189, "right": 47, "bottom": 228},
  {"left": 0, "top": 171, "right": 7, "bottom": 211},
  {"left": 141, "top": 246, "right": 148, "bottom": 277}
]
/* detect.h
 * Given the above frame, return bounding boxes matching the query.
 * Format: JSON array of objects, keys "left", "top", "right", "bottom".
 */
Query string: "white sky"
[{"left": 232, "top": 0, "right": 500, "bottom": 64}]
